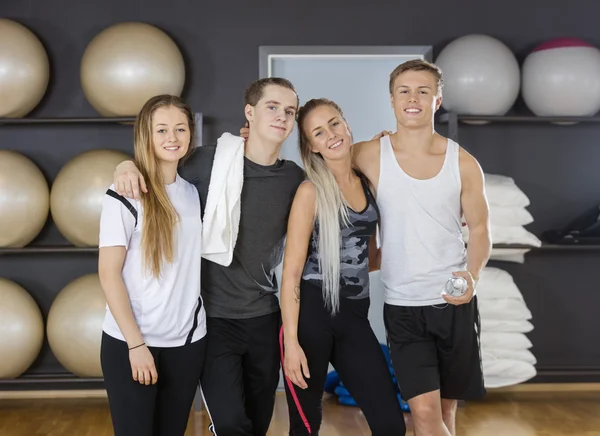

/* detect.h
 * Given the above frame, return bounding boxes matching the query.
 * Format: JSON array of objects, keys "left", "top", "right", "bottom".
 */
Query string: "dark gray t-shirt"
[{"left": 180, "top": 146, "right": 305, "bottom": 319}]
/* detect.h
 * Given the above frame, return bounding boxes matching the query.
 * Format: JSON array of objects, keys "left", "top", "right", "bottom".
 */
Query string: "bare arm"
[
  {"left": 280, "top": 181, "right": 316, "bottom": 388},
  {"left": 444, "top": 149, "right": 491, "bottom": 306},
  {"left": 98, "top": 247, "right": 157, "bottom": 384},
  {"left": 98, "top": 247, "right": 145, "bottom": 346},
  {"left": 460, "top": 150, "right": 492, "bottom": 282},
  {"left": 281, "top": 181, "right": 315, "bottom": 343},
  {"left": 351, "top": 139, "right": 381, "bottom": 192},
  {"left": 351, "top": 140, "right": 371, "bottom": 173}
]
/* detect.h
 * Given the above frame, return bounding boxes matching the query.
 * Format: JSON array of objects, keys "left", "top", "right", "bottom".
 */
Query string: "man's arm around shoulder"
[{"left": 351, "top": 138, "right": 380, "bottom": 182}]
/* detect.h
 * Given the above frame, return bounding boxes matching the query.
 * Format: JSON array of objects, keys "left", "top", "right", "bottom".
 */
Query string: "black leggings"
[
  {"left": 282, "top": 281, "right": 406, "bottom": 435},
  {"left": 101, "top": 332, "right": 207, "bottom": 436}
]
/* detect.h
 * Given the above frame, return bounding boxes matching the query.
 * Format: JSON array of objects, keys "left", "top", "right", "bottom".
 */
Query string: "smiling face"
[
  {"left": 301, "top": 103, "right": 353, "bottom": 162},
  {"left": 245, "top": 84, "right": 298, "bottom": 145},
  {"left": 151, "top": 105, "right": 191, "bottom": 164},
  {"left": 390, "top": 69, "right": 443, "bottom": 129}
]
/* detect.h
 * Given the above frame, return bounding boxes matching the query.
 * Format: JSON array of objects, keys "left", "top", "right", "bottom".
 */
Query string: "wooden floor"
[{"left": 1, "top": 390, "right": 600, "bottom": 435}]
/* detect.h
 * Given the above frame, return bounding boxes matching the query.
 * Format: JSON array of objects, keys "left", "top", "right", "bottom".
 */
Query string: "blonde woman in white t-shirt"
[{"left": 98, "top": 94, "right": 207, "bottom": 436}]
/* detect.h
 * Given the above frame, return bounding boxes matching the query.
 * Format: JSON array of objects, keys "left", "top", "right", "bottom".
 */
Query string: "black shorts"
[{"left": 384, "top": 296, "right": 486, "bottom": 402}]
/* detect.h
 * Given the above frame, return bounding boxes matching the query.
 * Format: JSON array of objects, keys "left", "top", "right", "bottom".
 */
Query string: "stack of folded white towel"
[
  {"left": 462, "top": 173, "right": 541, "bottom": 263},
  {"left": 477, "top": 267, "right": 537, "bottom": 388}
]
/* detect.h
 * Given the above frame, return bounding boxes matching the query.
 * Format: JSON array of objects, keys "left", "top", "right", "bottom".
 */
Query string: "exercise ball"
[
  {"left": 435, "top": 34, "right": 520, "bottom": 117},
  {"left": 80, "top": 22, "right": 185, "bottom": 117},
  {"left": 0, "top": 19, "right": 50, "bottom": 117},
  {"left": 47, "top": 274, "right": 106, "bottom": 377},
  {"left": 0, "top": 150, "right": 50, "bottom": 247},
  {"left": 0, "top": 278, "right": 44, "bottom": 378},
  {"left": 50, "top": 149, "right": 130, "bottom": 247},
  {"left": 522, "top": 38, "right": 600, "bottom": 117}
]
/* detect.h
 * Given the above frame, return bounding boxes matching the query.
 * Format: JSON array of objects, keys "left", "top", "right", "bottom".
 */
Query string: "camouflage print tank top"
[{"left": 302, "top": 174, "right": 380, "bottom": 299}]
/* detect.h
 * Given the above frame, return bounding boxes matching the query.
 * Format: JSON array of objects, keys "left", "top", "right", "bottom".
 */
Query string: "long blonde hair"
[
  {"left": 133, "top": 95, "right": 195, "bottom": 278},
  {"left": 297, "top": 98, "right": 351, "bottom": 314}
]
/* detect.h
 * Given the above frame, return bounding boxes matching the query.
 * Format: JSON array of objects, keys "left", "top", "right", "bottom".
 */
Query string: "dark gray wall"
[{"left": 1, "top": 0, "right": 599, "bottom": 385}]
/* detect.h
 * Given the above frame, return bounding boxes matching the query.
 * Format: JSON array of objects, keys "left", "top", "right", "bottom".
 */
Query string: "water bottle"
[{"left": 443, "top": 276, "right": 468, "bottom": 297}]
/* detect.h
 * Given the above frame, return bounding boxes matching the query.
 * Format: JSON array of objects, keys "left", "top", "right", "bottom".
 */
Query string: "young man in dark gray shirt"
[
  {"left": 181, "top": 145, "right": 303, "bottom": 320},
  {"left": 113, "top": 78, "right": 304, "bottom": 436}
]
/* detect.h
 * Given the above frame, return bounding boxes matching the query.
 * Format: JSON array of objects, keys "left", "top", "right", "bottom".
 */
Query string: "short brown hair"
[
  {"left": 244, "top": 77, "right": 299, "bottom": 108},
  {"left": 389, "top": 59, "right": 444, "bottom": 95}
]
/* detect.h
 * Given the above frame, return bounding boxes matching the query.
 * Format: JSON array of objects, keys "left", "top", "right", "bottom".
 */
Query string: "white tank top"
[{"left": 377, "top": 135, "right": 467, "bottom": 306}]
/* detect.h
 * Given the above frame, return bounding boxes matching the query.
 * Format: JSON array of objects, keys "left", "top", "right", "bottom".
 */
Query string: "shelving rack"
[
  {"left": 437, "top": 110, "right": 600, "bottom": 383},
  {"left": 437, "top": 112, "right": 600, "bottom": 142},
  {"left": 0, "top": 115, "right": 136, "bottom": 390}
]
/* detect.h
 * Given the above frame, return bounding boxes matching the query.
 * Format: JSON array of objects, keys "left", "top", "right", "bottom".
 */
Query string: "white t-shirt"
[{"left": 98, "top": 174, "right": 206, "bottom": 347}]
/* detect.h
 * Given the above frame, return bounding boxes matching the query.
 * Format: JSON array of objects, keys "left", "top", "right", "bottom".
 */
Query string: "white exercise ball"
[
  {"left": 80, "top": 22, "right": 185, "bottom": 117},
  {"left": 435, "top": 34, "right": 520, "bottom": 116},
  {"left": 522, "top": 38, "right": 600, "bottom": 117}
]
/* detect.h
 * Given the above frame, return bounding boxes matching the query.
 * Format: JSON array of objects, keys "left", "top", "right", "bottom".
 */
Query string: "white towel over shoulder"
[{"left": 201, "top": 133, "right": 245, "bottom": 266}]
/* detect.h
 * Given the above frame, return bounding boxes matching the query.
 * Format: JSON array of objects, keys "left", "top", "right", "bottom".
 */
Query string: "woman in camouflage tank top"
[{"left": 278, "top": 99, "right": 406, "bottom": 435}]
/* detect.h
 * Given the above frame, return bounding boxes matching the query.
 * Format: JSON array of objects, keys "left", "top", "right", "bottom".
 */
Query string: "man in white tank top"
[{"left": 352, "top": 59, "right": 491, "bottom": 436}]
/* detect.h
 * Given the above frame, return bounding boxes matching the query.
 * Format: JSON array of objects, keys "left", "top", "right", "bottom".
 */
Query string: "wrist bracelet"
[{"left": 128, "top": 342, "right": 145, "bottom": 351}]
